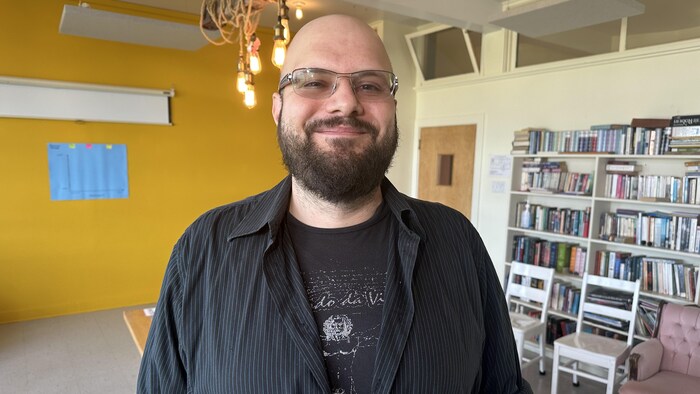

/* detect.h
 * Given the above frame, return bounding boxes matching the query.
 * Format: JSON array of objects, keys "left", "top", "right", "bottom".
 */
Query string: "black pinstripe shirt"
[{"left": 137, "top": 176, "right": 532, "bottom": 394}]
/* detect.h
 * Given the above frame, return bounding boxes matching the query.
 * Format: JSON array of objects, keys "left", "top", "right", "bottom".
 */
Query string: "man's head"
[{"left": 272, "top": 15, "right": 398, "bottom": 205}]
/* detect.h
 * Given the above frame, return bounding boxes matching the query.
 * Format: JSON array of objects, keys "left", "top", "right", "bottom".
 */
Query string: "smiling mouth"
[{"left": 315, "top": 126, "right": 367, "bottom": 136}]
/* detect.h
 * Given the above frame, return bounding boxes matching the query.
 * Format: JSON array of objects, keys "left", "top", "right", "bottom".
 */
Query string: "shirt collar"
[{"left": 226, "top": 175, "right": 426, "bottom": 241}]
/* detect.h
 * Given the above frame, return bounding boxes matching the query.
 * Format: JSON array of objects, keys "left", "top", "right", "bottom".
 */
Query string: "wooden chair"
[
  {"left": 551, "top": 273, "right": 641, "bottom": 394},
  {"left": 505, "top": 261, "right": 556, "bottom": 374}
]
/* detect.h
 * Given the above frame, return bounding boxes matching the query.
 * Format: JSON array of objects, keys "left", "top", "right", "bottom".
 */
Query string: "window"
[
  {"left": 408, "top": 27, "right": 481, "bottom": 81},
  {"left": 626, "top": 0, "right": 700, "bottom": 49},
  {"left": 515, "top": 0, "right": 700, "bottom": 68},
  {"left": 516, "top": 20, "right": 621, "bottom": 68}
]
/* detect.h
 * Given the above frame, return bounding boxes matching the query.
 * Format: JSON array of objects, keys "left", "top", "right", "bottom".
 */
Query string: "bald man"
[{"left": 138, "top": 15, "right": 532, "bottom": 394}]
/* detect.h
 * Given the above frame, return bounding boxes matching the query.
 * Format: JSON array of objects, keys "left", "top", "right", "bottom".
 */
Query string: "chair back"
[
  {"left": 655, "top": 303, "right": 700, "bottom": 377},
  {"left": 576, "top": 273, "right": 641, "bottom": 346},
  {"left": 506, "top": 262, "right": 556, "bottom": 324}
]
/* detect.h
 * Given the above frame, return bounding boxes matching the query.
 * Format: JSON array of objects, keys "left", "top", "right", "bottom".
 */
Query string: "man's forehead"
[{"left": 282, "top": 15, "right": 392, "bottom": 74}]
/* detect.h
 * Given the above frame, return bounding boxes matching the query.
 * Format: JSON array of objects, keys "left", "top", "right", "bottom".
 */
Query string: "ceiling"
[
  {"left": 118, "top": 0, "right": 647, "bottom": 37},
  {"left": 64, "top": 0, "right": 699, "bottom": 53}
]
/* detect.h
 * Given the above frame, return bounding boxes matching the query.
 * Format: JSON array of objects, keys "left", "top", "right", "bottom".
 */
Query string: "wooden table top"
[{"left": 123, "top": 308, "right": 154, "bottom": 356}]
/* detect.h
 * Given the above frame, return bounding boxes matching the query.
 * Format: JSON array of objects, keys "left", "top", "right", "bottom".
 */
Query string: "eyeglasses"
[{"left": 278, "top": 68, "right": 398, "bottom": 101}]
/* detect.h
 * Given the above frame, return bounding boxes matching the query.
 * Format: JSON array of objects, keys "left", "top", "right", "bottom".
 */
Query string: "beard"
[{"left": 277, "top": 113, "right": 398, "bottom": 205}]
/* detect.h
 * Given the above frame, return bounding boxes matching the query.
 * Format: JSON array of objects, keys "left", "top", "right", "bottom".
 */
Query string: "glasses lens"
[
  {"left": 291, "top": 69, "right": 336, "bottom": 99},
  {"left": 289, "top": 68, "right": 396, "bottom": 100},
  {"left": 351, "top": 71, "right": 394, "bottom": 100}
]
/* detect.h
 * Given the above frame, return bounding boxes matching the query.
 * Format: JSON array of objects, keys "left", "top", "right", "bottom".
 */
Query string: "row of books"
[
  {"left": 546, "top": 316, "right": 577, "bottom": 344},
  {"left": 593, "top": 251, "right": 698, "bottom": 301},
  {"left": 519, "top": 159, "right": 593, "bottom": 194},
  {"left": 669, "top": 116, "right": 700, "bottom": 154},
  {"left": 603, "top": 174, "right": 700, "bottom": 204},
  {"left": 636, "top": 298, "right": 662, "bottom": 338},
  {"left": 514, "top": 201, "right": 591, "bottom": 237},
  {"left": 511, "top": 236, "right": 587, "bottom": 276},
  {"left": 511, "top": 115, "right": 700, "bottom": 155},
  {"left": 551, "top": 281, "right": 580, "bottom": 315},
  {"left": 519, "top": 126, "right": 672, "bottom": 155},
  {"left": 548, "top": 302, "right": 660, "bottom": 342},
  {"left": 602, "top": 159, "right": 700, "bottom": 204},
  {"left": 598, "top": 209, "right": 700, "bottom": 253},
  {"left": 584, "top": 289, "right": 634, "bottom": 330}
]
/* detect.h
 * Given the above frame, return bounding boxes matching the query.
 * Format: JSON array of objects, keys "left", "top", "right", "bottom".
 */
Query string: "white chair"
[
  {"left": 505, "top": 261, "right": 556, "bottom": 375},
  {"left": 551, "top": 273, "right": 641, "bottom": 394}
]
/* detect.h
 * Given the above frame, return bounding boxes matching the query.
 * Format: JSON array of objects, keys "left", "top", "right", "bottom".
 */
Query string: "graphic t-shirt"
[{"left": 287, "top": 203, "right": 395, "bottom": 394}]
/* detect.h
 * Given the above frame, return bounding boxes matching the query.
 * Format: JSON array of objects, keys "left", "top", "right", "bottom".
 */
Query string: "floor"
[{"left": 0, "top": 307, "right": 608, "bottom": 394}]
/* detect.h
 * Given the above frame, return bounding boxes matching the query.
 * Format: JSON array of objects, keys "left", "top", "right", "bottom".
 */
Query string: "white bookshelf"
[{"left": 505, "top": 152, "right": 700, "bottom": 350}]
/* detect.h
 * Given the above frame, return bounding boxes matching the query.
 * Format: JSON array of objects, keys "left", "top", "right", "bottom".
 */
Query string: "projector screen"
[{"left": 0, "top": 76, "right": 173, "bottom": 125}]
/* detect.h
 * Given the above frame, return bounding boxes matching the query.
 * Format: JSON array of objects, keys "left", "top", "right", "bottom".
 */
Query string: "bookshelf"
[{"left": 505, "top": 152, "right": 700, "bottom": 351}]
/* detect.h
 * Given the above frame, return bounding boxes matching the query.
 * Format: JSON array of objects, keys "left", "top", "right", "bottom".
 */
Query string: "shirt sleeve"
[
  {"left": 136, "top": 242, "right": 189, "bottom": 393},
  {"left": 472, "top": 228, "right": 534, "bottom": 394}
]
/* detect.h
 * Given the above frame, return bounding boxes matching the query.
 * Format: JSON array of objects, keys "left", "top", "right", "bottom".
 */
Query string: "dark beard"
[{"left": 278, "top": 115, "right": 398, "bottom": 204}]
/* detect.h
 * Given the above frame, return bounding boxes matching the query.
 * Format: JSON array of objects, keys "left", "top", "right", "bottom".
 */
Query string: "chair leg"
[
  {"left": 515, "top": 333, "right": 525, "bottom": 367},
  {"left": 538, "top": 331, "right": 546, "bottom": 375},
  {"left": 551, "top": 345, "right": 559, "bottom": 394},
  {"left": 572, "top": 360, "right": 579, "bottom": 386},
  {"left": 606, "top": 364, "right": 616, "bottom": 394}
]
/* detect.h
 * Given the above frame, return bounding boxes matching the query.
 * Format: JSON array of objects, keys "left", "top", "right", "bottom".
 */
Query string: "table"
[{"left": 123, "top": 308, "right": 154, "bottom": 356}]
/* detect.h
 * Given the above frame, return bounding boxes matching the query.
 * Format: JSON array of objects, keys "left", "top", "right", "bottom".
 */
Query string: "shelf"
[
  {"left": 595, "top": 197, "right": 700, "bottom": 210},
  {"left": 507, "top": 227, "right": 588, "bottom": 242},
  {"left": 581, "top": 321, "right": 629, "bottom": 337},
  {"left": 640, "top": 289, "right": 696, "bottom": 304},
  {"left": 510, "top": 298, "right": 544, "bottom": 311},
  {"left": 549, "top": 309, "right": 577, "bottom": 320},
  {"left": 510, "top": 191, "right": 592, "bottom": 201},
  {"left": 513, "top": 153, "right": 700, "bottom": 160}
]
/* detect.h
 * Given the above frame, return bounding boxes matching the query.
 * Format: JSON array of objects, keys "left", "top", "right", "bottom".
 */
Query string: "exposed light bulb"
[
  {"left": 244, "top": 85, "right": 256, "bottom": 109},
  {"left": 236, "top": 71, "right": 247, "bottom": 93},
  {"left": 236, "top": 56, "right": 247, "bottom": 93},
  {"left": 271, "top": 40, "right": 286, "bottom": 68},
  {"left": 295, "top": 6, "right": 303, "bottom": 20},
  {"left": 249, "top": 52, "right": 262, "bottom": 75}
]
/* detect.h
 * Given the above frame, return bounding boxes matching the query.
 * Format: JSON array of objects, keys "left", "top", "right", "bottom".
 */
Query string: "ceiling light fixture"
[
  {"left": 294, "top": 2, "right": 304, "bottom": 20},
  {"left": 200, "top": 0, "right": 291, "bottom": 109}
]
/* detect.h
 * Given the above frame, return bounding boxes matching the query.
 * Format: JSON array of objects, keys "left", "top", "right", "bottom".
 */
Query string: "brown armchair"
[{"left": 619, "top": 303, "right": 700, "bottom": 394}]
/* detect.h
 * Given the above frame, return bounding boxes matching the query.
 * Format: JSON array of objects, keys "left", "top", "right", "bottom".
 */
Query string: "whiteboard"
[{"left": 0, "top": 77, "right": 172, "bottom": 125}]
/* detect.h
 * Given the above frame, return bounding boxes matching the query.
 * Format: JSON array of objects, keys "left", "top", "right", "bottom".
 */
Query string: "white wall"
[
  {"left": 410, "top": 33, "right": 700, "bottom": 280},
  {"left": 381, "top": 20, "right": 418, "bottom": 194}
]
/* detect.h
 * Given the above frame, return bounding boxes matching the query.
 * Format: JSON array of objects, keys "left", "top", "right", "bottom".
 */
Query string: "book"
[
  {"left": 556, "top": 243, "right": 572, "bottom": 273},
  {"left": 630, "top": 118, "right": 671, "bottom": 128},
  {"left": 671, "top": 114, "right": 700, "bottom": 127},
  {"left": 591, "top": 124, "right": 629, "bottom": 130},
  {"left": 606, "top": 162, "right": 640, "bottom": 173}
]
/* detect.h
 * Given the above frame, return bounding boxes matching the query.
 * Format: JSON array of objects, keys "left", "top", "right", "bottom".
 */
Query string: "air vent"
[{"left": 59, "top": 4, "right": 215, "bottom": 51}]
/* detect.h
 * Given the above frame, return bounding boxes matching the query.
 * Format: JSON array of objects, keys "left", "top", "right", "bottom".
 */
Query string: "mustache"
[{"left": 304, "top": 117, "right": 379, "bottom": 136}]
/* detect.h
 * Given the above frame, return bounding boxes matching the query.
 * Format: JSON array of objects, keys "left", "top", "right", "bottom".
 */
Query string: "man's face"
[
  {"left": 275, "top": 91, "right": 398, "bottom": 204},
  {"left": 272, "top": 20, "right": 399, "bottom": 204}
]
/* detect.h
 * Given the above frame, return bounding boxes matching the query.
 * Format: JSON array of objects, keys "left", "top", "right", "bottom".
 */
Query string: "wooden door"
[{"left": 418, "top": 125, "right": 476, "bottom": 219}]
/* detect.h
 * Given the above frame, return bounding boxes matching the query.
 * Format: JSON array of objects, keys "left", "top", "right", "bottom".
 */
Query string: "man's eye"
[
  {"left": 299, "top": 79, "right": 330, "bottom": 89},
  {"left": 356, "top": 82, "right": 384, "bottom": 93}
]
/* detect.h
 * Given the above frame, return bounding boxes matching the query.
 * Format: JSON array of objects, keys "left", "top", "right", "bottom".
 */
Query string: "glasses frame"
[{"left": 278, "top": 68, "right": 399, "bottom": 100}]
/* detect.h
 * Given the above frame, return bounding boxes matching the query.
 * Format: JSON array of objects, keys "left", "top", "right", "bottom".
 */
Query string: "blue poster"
[{"left": 48, "top": 143, "right": 129, "bottom": 201}]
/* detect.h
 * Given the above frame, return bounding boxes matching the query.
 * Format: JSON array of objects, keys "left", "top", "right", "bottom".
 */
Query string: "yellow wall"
[{"left": 0, "top": 0, "right": 287, "bottom": 323}]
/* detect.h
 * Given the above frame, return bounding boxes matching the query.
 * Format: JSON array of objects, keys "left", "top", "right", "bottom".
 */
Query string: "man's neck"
[{"left": 288, "top": 178, "right": 383, "bottom": 228}]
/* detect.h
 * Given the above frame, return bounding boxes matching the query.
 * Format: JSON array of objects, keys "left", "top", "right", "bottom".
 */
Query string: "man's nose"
[{"left": 325, "top": 77, "right": 363, "bottom": 116}]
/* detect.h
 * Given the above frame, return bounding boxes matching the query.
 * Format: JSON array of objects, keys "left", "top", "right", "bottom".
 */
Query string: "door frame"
[{"left": 411, "top": 113, "right": 485, "bottom": 227}]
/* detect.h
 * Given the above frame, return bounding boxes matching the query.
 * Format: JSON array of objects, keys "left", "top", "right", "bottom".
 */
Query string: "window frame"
[{"left": 405, "top": 24, "right": 481, "bottom": 85}]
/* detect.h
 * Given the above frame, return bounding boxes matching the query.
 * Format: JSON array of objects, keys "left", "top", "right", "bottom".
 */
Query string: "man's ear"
[{"left": 272, "top": 92, "right": 282, "bottom": 126}]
